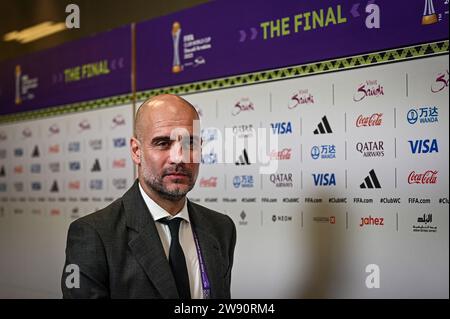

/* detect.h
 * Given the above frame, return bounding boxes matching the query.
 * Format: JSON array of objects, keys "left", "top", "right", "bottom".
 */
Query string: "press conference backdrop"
[{"left": 0, "top": 0, "right": 449, "bottom": 298}]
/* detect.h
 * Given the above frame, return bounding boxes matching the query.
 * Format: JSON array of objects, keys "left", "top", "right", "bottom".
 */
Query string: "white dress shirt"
[{"left": 138, "top": 182, "right": 203, "bottom": 299}]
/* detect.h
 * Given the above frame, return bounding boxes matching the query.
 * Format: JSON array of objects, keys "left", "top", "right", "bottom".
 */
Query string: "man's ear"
[{"left": 130, "top": 137, "right": 141, "bottom": 165}]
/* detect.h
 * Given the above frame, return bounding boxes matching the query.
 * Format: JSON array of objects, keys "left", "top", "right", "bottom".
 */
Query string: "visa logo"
[
  {"left": 69, "top": 161, "right": 81, "bottom": 171},
  {"left": 31, "top": 182, "right": 42, "bottom": 191},
  {"left": 312, "top": 173, "right": 336, "bottom": 186},
  {"left": 113, "top": 138, "right": 126, "bottom": 148},
  {"left": 270, "top": 122, "right": 292, "bottom": 134},
  {"left": 408, "top": 139, "right": 438, "bottom": 154}
]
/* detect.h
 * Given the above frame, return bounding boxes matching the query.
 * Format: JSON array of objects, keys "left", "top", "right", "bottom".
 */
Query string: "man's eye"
[{"left": 154, "top": 141, "right": 170, "bottom": 148}]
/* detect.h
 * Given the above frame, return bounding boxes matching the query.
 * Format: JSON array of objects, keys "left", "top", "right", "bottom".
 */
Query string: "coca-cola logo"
[
  {"left": 200, "top": 177, "right": 217, "bottom": 188},
  {"left": 353, "top": 80, "right": 384, "bottom": 102},
  {"left": 269, "top": 148, "right": 292, "bottom": 160},
  {"left": 408, "top": 170, "right": 438, "bottom": 184},
  {"left": 356, "top": 113, "right": 383, "bottom": 127}
]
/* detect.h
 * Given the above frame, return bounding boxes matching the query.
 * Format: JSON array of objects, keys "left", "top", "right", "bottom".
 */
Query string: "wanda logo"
[
  {"left": 408, "top": 170, "right": 438, "bottom": 184},
  {"left": 356, "top": 113, "right": 383, "bottom": 127}
]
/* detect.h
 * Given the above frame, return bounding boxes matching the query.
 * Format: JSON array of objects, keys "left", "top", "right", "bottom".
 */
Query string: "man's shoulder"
[{"left": 71, "top": 197, "right": 124, "bottom": 230}]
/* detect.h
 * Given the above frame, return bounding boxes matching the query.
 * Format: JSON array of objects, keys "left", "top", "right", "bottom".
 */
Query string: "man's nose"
[{"left": 169, "top": 141, "right": 185, "bottom": 164}]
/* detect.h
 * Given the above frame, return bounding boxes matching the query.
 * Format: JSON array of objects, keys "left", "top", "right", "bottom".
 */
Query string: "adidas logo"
[
  {"left": 50, "top": 180, "right": 59, "bottom": 192},
  {"left": 32, "top": 145, "right": 40, "bottom": 157},
  {"left": 235, "top": 149, "right": 251, "bottom": 165},
  {"left": 360, "top": 169, "right": 381, "bottom": 189},
  {"left": 91, "top": 159, "right": 101, "bottom": 172},
  {"left": 313, "top": 116, "right": 333, "bottom": 134}
]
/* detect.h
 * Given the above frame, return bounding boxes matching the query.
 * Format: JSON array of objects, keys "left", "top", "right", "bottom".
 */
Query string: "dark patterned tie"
[{"left": 159, "top": 217, "right": 191, "bottom": 299}]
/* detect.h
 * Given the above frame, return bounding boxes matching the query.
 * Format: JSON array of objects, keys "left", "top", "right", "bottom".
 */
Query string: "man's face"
[{"left": 132, "top": 99, "right": 200, "bottom": 201}]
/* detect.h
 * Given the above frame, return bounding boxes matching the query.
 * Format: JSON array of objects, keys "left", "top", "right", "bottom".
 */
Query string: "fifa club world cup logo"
[
  {"left": 422, "top": 0, "right": 438, "bottom": 25},
  {"left": 172, "top": 21, "right": 182, "bottom": 73},
  {"left": 15, "top": 65, "right": 21, "bottom": 105}
]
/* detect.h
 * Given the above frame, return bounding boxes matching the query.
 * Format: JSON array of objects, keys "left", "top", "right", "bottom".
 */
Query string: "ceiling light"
[{"left": 3, "top": 21, "right": 66, "bottom": 44}]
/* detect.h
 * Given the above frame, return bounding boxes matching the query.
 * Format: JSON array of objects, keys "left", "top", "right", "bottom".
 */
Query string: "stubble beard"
[{"left": 141, "top": 163, "right": 196, "bottom": 201}]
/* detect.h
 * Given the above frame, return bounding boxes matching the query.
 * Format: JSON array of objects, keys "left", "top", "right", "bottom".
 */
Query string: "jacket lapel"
[{"left": 123, "top": 181, "right": 178, "bottom": 299}]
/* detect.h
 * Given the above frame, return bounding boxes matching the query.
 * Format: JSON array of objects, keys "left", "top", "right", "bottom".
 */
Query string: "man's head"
[{"left": 131, "top": 94, "right": 201, "bottom": 202}]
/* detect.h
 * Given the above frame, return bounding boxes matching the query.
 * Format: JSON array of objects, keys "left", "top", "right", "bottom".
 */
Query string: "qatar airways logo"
[
  {"left": 289, "top": 89, "right": 315, "bottom": 109},
  {"left": 356, "top": 113, "right": 383, "bottom": 127},
  {"left": 232, "top": 98, "right": 255, "bottom": 116},
  {"left": 353, "top": 80, "right": 384, "bottom": 102},
  {"left": 408, "top": 170, "right": 438, "bottom": 184}
]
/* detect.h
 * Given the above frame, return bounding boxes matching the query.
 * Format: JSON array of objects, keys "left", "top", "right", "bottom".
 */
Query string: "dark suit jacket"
[{"left": 61, "top": 180, "right": 236, "bottom": 299}]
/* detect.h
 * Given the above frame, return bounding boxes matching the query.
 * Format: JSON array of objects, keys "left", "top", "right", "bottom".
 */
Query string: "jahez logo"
[
  {"left": 270, "top": 122, "right": 292, "bottom": 134},
  {"left": 312, "top": 173, "right": 336, "bottom": 186},
  {"left": 359, "top": 215, "right": 384, "bottom": 227},
  {"left": 408, "top": 139, "right": 438, "bottom": 154},
  {"left": 408, "top": 170, "right": 438, "bottom": 184}
]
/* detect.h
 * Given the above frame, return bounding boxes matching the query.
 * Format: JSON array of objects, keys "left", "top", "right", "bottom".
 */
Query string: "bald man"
[{"left": 61, "top": 94, "right": 236, "bottom": 299}]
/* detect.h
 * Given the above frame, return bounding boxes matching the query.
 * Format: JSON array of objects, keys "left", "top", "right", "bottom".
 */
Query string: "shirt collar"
[{"left": 138, "top": 181, "right": 190, "bottom": 223}]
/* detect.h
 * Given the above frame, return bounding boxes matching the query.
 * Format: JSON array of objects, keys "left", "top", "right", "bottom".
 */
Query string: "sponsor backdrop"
[
  {"left": 0, "top": 0, "right": 449, "bottom": 298},
  {"left": 0, "top": 26, "right": 134, "bottom": 297}
]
